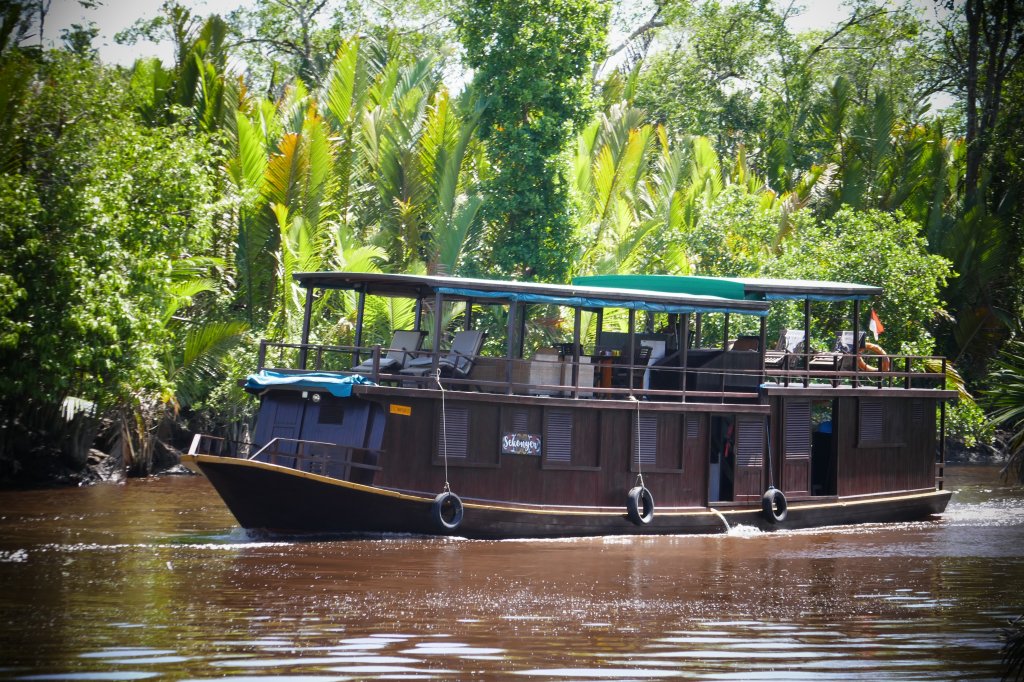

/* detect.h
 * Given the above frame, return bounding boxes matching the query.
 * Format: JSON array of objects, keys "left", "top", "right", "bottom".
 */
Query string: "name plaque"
[{"left": 501, "top": 433, "right": 541, "bottom": 456}]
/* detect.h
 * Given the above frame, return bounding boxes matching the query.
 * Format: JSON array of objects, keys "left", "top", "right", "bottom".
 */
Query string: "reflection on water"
[{"left": 0, "top": 467, "right": 1021, "bottom": 680}]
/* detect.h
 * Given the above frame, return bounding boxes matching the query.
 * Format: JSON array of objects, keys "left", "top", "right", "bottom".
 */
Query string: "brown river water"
[{"left": 0, "top": 466, "right": 1022, "bottom": 680}]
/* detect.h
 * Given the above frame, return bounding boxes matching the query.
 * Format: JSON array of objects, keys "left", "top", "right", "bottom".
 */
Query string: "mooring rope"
[
  {"left": 629, "top": 394, "right": 645, "bottom": 490},
  {"left": 435, "top": 367, "right": 451, "bottom": 494}
]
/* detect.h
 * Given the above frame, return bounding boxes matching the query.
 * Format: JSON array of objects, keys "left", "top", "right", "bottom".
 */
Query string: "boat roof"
[
  {"left": 294, "top": 272, "right": 771, "bottom": 316},
  {"left": 572, "top": 274, "right": 882, "bottom": 301}
]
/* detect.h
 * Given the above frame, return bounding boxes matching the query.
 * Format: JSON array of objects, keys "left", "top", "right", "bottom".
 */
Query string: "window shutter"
[
  {"left": 911, "top": 399, "right": 925, "bottom": 424},
  {"left": 437, "top": 407, "right": 469, "bottom": 459},
  {"left": 686, "top": 414, "right": 700, "bottom": 440},
  {"left": 545, "top": 409, "right": 573, "bottom": 463},
  {"left": 859, "top": 398, "right": 883, "bottom": 444},
  {"left": 511, "top": 408, "right": 529, "bottom": 433},
  {"left": 784, "top": 400, "right": 811, "bottom": 457},
  {"left": 736, "top": 416, "right": 763, "bottom": 467},
  {"left": 635, "top": 414, "right": 657, "bottom": 468}
]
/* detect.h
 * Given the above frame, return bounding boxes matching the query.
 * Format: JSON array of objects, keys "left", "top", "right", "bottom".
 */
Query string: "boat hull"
[{"left": 189, "top": 454, "right": 952, "bottom": 539}]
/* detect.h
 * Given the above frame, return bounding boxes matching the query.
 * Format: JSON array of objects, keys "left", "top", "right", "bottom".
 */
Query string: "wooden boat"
[{"left": 185, "top": 272, "right": 954, "bottom": 538}]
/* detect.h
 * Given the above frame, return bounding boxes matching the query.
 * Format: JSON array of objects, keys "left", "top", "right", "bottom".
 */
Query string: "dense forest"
[{"left": 0, "top": 0, "right": 1022, "bottom": 485}]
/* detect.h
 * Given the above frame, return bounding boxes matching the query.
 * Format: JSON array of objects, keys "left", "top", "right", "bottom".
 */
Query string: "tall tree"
[
  {"left": 458, "top": 0, "right": 609, "bottom": 282},
  {"left": 938, "top": 0, "right": 1024, "bottom": 210},
  {"left": 0, "top": 50, "right": 220, "bottom": 480}
]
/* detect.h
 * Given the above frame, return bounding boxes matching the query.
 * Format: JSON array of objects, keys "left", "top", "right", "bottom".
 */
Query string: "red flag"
[{"left": 869, "top": 309, "right": 885, "bottom": 340}]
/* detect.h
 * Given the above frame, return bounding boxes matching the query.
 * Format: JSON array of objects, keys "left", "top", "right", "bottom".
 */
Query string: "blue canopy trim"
[
  {"left": 761, "top": 292, "right": 873, "bottom": 302},
  {"left": 435, "top": 287, "right": 769, "bottom": 317},
  {"left": 575, "top": 274, "right": 879, "bottom": 302},
  {"left": 244, "top": 370, "right": 375, "bottom": 397}
]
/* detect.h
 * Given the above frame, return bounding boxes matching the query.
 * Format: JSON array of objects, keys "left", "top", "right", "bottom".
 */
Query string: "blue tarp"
[
  {"left": 436, "top": 287, "right": 769, "bottom": 317},
  {"left": 244, "top": 370, "right": 375, "bottom": 397}
]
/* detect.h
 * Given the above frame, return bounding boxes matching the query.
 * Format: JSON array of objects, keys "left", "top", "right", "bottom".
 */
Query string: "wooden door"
[
  {"left": 734, "top": 415, "right": 765, "bottom": 502},
  {"left": 782, "top": 399, "right": 812, "bottom": 497}
]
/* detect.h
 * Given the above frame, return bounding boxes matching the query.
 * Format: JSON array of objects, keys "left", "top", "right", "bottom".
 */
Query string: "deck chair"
[
  {"left": 808, "top": 331, "right": 867, "bottom": 373},
  {"left": 400, "top": 329, "right": 486, "bottom": 379},
  {"left": 613, "top": 343, "right": 653, "bottom": 389},
  {"left": 764, "top": 329, "right": 805, "bottom": 369},
  {"left": 351, "top": 330, "right": 425, "bottom": 374}
]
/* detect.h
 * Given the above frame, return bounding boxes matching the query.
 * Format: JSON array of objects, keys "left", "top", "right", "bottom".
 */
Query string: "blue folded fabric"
[{"left": 244, "top": 370, "right": 376, "bottom": 397}]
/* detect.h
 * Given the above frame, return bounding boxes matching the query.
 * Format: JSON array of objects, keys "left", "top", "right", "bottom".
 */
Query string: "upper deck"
[{"left": 256, "top": 272, "right": 956, "bottom": 403}]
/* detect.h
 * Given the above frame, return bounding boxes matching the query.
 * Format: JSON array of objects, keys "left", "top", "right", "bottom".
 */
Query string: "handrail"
[
  {"left": 256, "top": 340, "right": 953, "bottom": 402},
  {"left": 250, "top": 437, "right": 381, "bottom": 467},
  {"left": 762, "top": 350, "right": 947, "bottom": 389},
  {"left": 241, "top": 436, "right": 383, "bottom": 483},
  {"left": 188, "top": 433, "right": 253, "bottom": 458}
]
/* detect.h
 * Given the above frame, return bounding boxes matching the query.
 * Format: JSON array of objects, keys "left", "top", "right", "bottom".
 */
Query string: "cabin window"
[
  {"left": 685, "top": 414, "right": 700, "bottom": 440},
  {"left": 544, "top": 409, "right": 573, "bottom": 464},
  {"left": 317, "top": 401, "right": 346, "bottom": 425},
  {"left": 735, "top": 416, "right": 764, "bottom": 467},
  {"left": 858, "top": 398, "right": 884, "bottom": 445},
  {"left": 634, "top": 413, "right": 658, "bottom": 468},
  {"left": 437, "top": 406, "right": 469, "bottom": 460},
  {"left": 911, "top": 399, "right": 925, "bottom": 424},
  {"left": 784, "top": 400, "right": 811, "bottom": 457},
  {"left": 511, "top": 408, "right": 530, "bottom": 434},
  {"left": 542, "top": 408, "right": 600, "bottom": 470}
]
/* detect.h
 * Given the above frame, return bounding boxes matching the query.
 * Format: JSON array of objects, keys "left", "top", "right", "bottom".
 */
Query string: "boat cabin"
[{"left": 189, "top": 272, "right": 955, "bottom": 537}]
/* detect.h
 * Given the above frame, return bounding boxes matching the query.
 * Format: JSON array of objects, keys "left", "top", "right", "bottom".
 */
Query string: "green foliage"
[
  {"left": 986, "top": 341, "right": 1024, "bottom": 482},
  {"left": 0, "top": 52, "right": 220, "bottom": 470},
  {"left": 684, "top": 185, "right": 779, "bottom": 277},
  {"left": 633, "top": 0, "right": 783, "bottom": 156},
  {"left": 222, "top": 36, "right": 487, "bottom": 352},
  {"left": 458, "top": 0, "right": 609, "bottom": 281},
  {"left": 945, "top": 398, "right": 995, "bottom": 450},
  {"left": 5, "top": 0, "right": 1021, "bottom": 479},
  {"left": 226, "top": 0, "right": 454, "bottom": 96}
]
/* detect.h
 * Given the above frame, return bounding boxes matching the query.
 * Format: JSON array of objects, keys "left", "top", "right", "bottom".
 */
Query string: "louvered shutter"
[
  {"left": 635, "top": 413, "right": 657, "bottom": 468},
  {"left": 437, "top": 407, "right": 469, "bottom": 459},
  {"left": 859, "top": 398, "right": 883, "bottom": 444},
  {"left": 784, "top": 400, "right": 811, "bottom": 458},
  {"left": 545, "top": 409, "right": 573, "bottom": 463},
  {"left": 736, "top": 416, "right": 763, "bottom": 467}
]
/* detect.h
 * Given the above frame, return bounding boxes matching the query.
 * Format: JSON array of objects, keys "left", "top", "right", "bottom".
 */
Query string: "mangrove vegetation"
[{"left": 0, "top": 0, "right": 1021, "bottom": 484}]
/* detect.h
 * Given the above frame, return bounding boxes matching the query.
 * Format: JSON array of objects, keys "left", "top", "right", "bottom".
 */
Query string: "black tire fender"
[
  {"left": 431, "top": 491, "right": 464, "bottom": 531},
  {"left": 761, "top": 487, "right": 788, "bottom": 523},
  {"left": 626, "top": 486, "right": 655, "bottom": 525}
]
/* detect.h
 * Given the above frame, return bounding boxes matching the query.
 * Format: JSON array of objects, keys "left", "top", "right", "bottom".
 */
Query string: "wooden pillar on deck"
[
  {"left": 298, "top": 285, "right": 314, "bottom": 370},
  {"left": 353, "top": 286, "right": 366, "bottom": 365},
  {"left": 430, "top": 291, "right": 443, "bottom": 378}
]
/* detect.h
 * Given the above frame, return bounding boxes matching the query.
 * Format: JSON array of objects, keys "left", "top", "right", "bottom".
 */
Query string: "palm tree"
[
  {"left": 117, "top": 262, "right": 248, "bottom": 476},
  {"left": 986, "top": 340, "right": 1024, "bottom": 483},
  {"left": 226, "top": 35, "right": 487, "bottom": 352}
]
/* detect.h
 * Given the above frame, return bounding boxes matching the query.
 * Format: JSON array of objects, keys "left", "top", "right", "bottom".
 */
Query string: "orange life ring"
[{"left": 857, "top": 342, "right": 891, "bottom": 372}]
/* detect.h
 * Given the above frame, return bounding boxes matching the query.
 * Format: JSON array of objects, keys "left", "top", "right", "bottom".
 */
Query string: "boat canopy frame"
[{"left": 574, "top": 274, "right": 886, "bottom": 383}]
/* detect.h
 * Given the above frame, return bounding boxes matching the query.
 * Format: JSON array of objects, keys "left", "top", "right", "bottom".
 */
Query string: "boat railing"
[
  {"left": 188, "top": 433, "right": 252, "bottom": 459},
  {"left": 256, "top": 340, "right": 950, "bottom": 401},
  {"left": 763, "top": 352, "right": 948, "bottom": 389},
  {"left": 249, "top": 436, "right": 382, "bottom": 482}
]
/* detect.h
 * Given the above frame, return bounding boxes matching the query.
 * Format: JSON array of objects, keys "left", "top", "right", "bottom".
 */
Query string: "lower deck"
[{"left": 197, "top": 382, "right": 947, "bottom": 515}]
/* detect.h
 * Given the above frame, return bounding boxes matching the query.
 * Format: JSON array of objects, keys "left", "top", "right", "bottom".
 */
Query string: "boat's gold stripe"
[
  {"left": 191, "top": 454, "right": 431, "bottom": 504},
  {"left": 190, "top": 454, "right": 949, "bottom": 519}
]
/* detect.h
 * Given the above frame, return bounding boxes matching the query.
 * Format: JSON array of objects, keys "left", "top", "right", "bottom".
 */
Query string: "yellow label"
[{"left": 390, "top": 403, "right": 412, "bottom": 416}]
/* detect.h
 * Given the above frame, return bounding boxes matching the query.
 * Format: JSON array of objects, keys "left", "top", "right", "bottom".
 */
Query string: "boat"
[{"left": 185, "top": 272, "right": 955, "bottom": 538}]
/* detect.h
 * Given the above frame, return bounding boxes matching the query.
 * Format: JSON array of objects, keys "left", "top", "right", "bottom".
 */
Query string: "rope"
[
  {"left": 435, "top": 367, "right": 451, "bottom": 494},
  {"left": 764, "top": 418, "right": 775, "bottom": 490},
  {"left": 630, "top": 394, "right": 645, "bottom": 489}
]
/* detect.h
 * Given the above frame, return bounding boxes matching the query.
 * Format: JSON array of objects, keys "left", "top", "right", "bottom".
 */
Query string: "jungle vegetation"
[{"left": 0, "top": 0, "right": 1021, "bottom": 483}]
